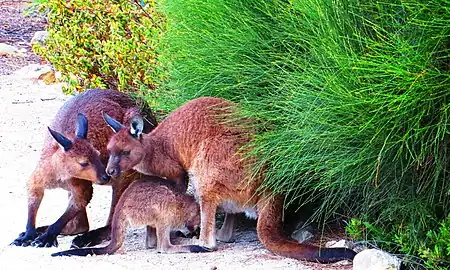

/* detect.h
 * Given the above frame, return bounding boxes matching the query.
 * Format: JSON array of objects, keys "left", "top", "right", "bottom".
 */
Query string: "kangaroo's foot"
[
  {"left": 156, "top": 244, "right": 213, "bottom": 254},
  {"left": 11, "top": 230, "right": 41, "bottom": 247},
  {"left": 30, "top": 231, "right": 58, "bottom": 248},
  {"left": 71, "top": 225, "right": 111, "bottom": 248}
]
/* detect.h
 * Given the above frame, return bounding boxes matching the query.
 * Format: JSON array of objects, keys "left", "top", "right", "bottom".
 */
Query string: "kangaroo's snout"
[
  {"left": 99, "top": 173, "right": 111, "bottom": 184},
  {"left": 106, "top": 167, "right": 120, "bottom": 178}
]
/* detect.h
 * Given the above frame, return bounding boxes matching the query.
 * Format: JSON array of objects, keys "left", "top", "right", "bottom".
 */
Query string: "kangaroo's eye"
[
  {"left": 79, "top": 162, "right": 89, "bottom": 167},
  {"left": 122, "top": 150, "right": 131, "bottom": 156}
]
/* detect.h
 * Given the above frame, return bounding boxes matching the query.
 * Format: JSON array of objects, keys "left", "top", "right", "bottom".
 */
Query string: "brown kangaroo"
[
  {"left": 10, "top": 89, "right": 161, "bottom": 248},
  {"left": 51, "top": 176, "right": 211, "bottom": 257},
  {"left": 102, "top": 97, "right": 357, "bottom": 263}
]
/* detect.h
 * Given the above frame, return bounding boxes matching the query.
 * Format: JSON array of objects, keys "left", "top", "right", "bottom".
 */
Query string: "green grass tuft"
[{"left": 156, "top": 0, "right": 450, "bottom": 266}]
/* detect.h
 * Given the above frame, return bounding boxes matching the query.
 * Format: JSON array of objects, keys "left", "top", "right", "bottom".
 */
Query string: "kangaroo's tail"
[
  {"left": 51, "top": 247, "right": 105, "bottom": 257},
  {"left": 256, "top": 194, "right": 356, "bottom": 263},
  {"left": 52, "top": 206, "right": 128, "bottom": 257}
]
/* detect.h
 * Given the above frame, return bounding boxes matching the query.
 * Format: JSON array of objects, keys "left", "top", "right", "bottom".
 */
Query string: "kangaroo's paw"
[
  {"left": 10, "top": 231, "right": 40, "bottom": 247},
  {"left": 188, "top": 245, "right": 213, "bottom": 253},
  {"left": 71, "top": 227, "right": 110, "bottom": 248},
  {"left": 30, "top": 232, "right": 58, "bottom": 248}
]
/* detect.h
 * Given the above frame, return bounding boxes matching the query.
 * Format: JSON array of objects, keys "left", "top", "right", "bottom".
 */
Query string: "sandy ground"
[{"left": 0, "top": 75, "right": 326, "bottom": 270}]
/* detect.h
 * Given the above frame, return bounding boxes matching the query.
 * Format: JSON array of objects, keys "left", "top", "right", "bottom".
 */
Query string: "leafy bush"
[
  {"left": 347, "top": 215, "right": 450, "bottom": 269},
  {"left": 158, "top": 0, "right": 450, "bottom": 267},
  {"left": 419, "top": 215, "right": 450, "bottom": 269},
  {"left": 33, "top": 0, "right": 165, "bottom": 96}
]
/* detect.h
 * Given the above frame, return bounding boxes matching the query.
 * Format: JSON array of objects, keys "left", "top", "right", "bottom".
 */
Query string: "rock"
[
  {"left": 31, "top": 31, "right": 49, "bottom": 45},
  {"left": 353, "top": 248, "right": 402, "bottom": 270},
  {"left": 0, "top": 43, "right": 26, "bottom": 57},
  {"left": 290, "top": 222, "right": 314, "bottom": 243},
  {"left": 292, "top": 229, "right": 314, "bottom": 243},
  {"left": 14, "top": 64, "right": 53, "bottom": 80},
  {"left": 325, "top": 239, "right": 355, "bottom": 249},
  {"left": 55, "top": 71, "right": 62, "bottom": 81},
  {"left": 39, "top": 71, "right": 57, "bottom": 85}
]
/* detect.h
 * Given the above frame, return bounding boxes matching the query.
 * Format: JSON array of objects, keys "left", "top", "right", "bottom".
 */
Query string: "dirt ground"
[{"left": 0, "top": 2, "right": 353, "bottom": 270}]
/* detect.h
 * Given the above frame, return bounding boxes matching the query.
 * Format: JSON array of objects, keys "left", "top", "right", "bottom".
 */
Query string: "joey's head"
[
  {"left": 48, "top": 113, "right": 110, "bottom": 185},
  {"left": 103, "top": 113, "right": 146, "bottom": 177},
  {"left": 183, "top": 200, "right": 201, "bottom": 235}
]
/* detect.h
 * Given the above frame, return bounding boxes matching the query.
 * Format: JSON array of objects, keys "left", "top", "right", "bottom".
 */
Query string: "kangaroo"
[
  {"left": 51, "top": 176, "right": 210, "bottom": 257},
  {"left": 10, "top": 89, "right": 162, "bottom": 249},
  {"left": 102, "top": 97, "right": 357, "bottom": 263}
]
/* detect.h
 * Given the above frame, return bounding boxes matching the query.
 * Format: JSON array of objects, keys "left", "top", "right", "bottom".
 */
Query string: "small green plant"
[
  {"left": 347, "top": 216, "right": 450, "bottom": 269},
  {"left": 33, "top": 0, "right": 166, "bottom": 95},
  {"left": 419, "top": 215, "right": 450, "bottom": 269}
]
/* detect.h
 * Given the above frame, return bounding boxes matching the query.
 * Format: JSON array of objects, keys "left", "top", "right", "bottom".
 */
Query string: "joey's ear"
[
  {"left": 103, "top": 112, "right": 124, "bottom": 133},
  {"left": 48, "top": 127, "right": 73, "bottom": 151},
  {"left": 75, "top": 113, "right": 88, "bottom": 139},
  {"left": 130, "top": 116, "right": 144, "bottom": 139}
]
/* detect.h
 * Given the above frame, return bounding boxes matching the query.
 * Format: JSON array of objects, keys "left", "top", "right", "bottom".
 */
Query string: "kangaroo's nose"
[
  {"left": 100, "top": 174, "right": 111, "bottom": 183},
  {"left": 106, "top": 167, "right": 119, "bottom": 177}
]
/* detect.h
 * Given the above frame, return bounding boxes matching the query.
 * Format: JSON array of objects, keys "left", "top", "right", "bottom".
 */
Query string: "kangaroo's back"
[{"left": 151, "top": 97, "right": 248, "bottom": 169}]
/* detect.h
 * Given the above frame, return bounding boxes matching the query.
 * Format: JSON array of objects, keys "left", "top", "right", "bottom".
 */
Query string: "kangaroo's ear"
[
  {"left": 130, "top": 116, "right": 144, "bottom": 139},
  {"left": 103, "top": 112, "right": 124, "bottom": 133},
  {"left": 75, "top": 113, "right": 88, "bottom": 139},
  {"left": 48, "top": 127, "right": 73, "bottom": 151}
]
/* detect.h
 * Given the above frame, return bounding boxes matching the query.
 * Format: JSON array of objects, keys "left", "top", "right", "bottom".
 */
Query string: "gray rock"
[
  {"left": 31, "top": 31, "right": 49, "bottom": 45},
  {"left": 14, "top": 64, "right": 53, "bottom": 80},
  {"left": 353, "top": 248, "right": 401, "bottom": 270},
  {"left": 0, "top": 43, "right": 26, "bottom": 57},
  {"left": 290, "top": 222, "right": 314, "bottom": 243},
  {"left": 325, "top": 239, "right": 355, "bottom": 249},
  {"left": 292, "top": 229, "right": 314, "bottom": 243}
]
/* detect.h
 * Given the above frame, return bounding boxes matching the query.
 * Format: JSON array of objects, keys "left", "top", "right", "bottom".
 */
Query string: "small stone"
[
  {"left": 353, "top": 248, "right": 401, "bottom": 270},
  {"left": 291, "top": 228, "right": 314, "bottom": 243},
  {"left": 0, "top": 43, "right": 25, "bottom": 57},
  {"left": 14, "top": 64, "right": 53, "bottom": 80},
  {"left": 39, "top": 71, "right": 57, "bottom": 84},
  {"left": 290, "top": 221, "right": 314, "bottom": 243},
  {"left": 55, "top": 71, "right": 62, "bottom": 81},
  {"left": 31, "top": 31, "right": 49, "bottom": 45},
  {"left": 325, "top": 239, "right": 354, "bottom": 249}
]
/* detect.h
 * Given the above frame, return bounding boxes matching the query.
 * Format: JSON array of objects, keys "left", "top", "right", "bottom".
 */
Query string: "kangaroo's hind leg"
[
  {"left": 216, "top": 213, "right": 236, "bottom": 243},
  {"left": 155, "top": 225, "right": 211, "bottom": 254},
  {"left": 146, "top": 226, "right": 157, "bottom": 249}
]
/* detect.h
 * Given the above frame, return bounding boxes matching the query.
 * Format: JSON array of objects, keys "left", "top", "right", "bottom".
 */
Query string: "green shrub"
[
  {"left": 347, "top": 215, "right": 450, "bottom": 269},
  {"left": 33, "top": 0, "right": 166, "bottom": 97},
  {"left": 158, "top": 0, "right": 450, "bottom": 267},
  {"left": 419, "top": 215, "right": 450, "bottom": 269}
]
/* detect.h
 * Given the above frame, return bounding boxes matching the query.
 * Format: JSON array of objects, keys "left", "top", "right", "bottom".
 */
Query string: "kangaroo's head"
[
  {"left": 103, "top": 113, "right": 146, "bottom": 177},
  {"left": 48, "top": 113, "right": 110, "bottom": 184},
  {"left": 183, "top": 199, "right": 201, "bottom": 236}
]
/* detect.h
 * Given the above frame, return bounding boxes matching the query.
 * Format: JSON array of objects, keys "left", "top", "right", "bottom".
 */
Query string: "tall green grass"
[{"left": 156, "top": 0, "right": 450, "bottom": 266}]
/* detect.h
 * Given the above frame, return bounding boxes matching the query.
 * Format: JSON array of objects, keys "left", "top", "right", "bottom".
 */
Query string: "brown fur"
[
  {"left": 103, "top": 97, "right": 356, "bottom": 263},
  {"left": 11, "top": 89, "right": 159, "bottom": 248},
  {"left": 51, "top": 176, "right": 209, "bottom": 257}
]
